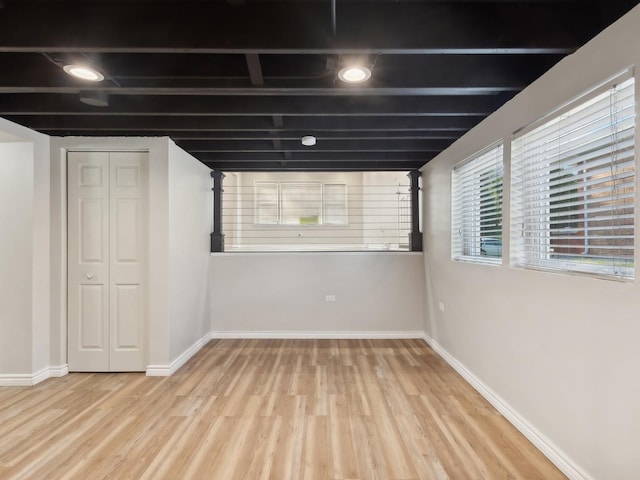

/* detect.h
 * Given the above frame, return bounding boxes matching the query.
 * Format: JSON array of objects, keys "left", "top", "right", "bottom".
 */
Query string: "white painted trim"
[
  {"left": 0, "top": 364, "right": 69, "bottom": 387},
  {"left": 49, "top": 365, "right": 69, "bottom": 378},
  {"left": 422, "top": 333, "right": 593, "bottom": 480},
  {"left": 212, "top": 331, "right": 425, "bottom": 339},
  {"left": 31, "top": 367, "right": 50, "bottom": 386},
  {"left": 145, "top": 365, "right": 172, "bottom": 377},
  {"left": 146, "top": 331, "right": 214, "bottom": 377},
  {"left": 0, "top": 375, "right": 33, "bottom": 387}
]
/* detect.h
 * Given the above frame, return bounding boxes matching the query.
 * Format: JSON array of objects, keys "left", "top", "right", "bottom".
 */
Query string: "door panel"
[
  {"left": 68, "top": 152, "right": 110, "bottom": 371},
  {"left": 78, "top": 284, "right": 105, "bottom": 349},
  {"left": 113, "top": 284, "right": 142, "bottom": 349},
  {"left": 79, "top": 198, "right": 105, "bottom": 262},
  {"left": 109, "top": 152, "right": 147, "bottom": 371},
  {"left": 68, "top": 150, "right": 147, "bottom": 372},
  {"left": 114, "top": 198, "right": 140, "bottom": 262}
]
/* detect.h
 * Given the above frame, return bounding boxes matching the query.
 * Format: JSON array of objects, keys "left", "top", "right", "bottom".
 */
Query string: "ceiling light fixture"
[
  {"left": 63, "top": 64, "right": 105, "bottom": 82},
  {"left": 301, "top": 135, "right": 317, "bottom": 146},
  {"left": 337, "top": 65, "right": 371, "bottom": 83},
  {"left": 79, "top": 90, "right": 109, "bottom": 107}
]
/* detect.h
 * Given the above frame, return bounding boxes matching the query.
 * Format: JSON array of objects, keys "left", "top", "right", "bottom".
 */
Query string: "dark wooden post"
[
  {"left": 408, "top": 169, "right": 423, "bottom": 252},
  {"left": 211, "top": 170, "right": 225, "bottom": 252}
]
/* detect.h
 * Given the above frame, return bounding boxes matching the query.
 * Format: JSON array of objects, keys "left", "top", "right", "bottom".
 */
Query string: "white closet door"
[
  {"left": 109, "top": 152, "right": 147, "bottom": 371},
  {"left": 68, "top": 151, "right": 148, "bottom": 372},
  {"left": 68, "top": 152, "right": 111, "bottom": 371}
]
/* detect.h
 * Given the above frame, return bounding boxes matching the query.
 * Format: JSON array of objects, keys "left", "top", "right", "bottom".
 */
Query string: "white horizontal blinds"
[
  {"left": 281, "top": 182, "right": 322, "bottom": 225},
  {"left": 323, "top": 183, "right": 348, "bottom": 225},
  {"left": 451, "top": 143, "right": 504, "bottom": 261},
  {"left": 511, "top": 77, "right": 635, "bottom": 279},
  {"left": 255, "top": 182, "right": 278, "bottom": 224}
]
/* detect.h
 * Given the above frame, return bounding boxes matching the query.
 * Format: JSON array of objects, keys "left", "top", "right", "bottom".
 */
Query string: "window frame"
[
  {"left": 451, "top": 142, "right": 505, "bottom": 265},
  {"left": 253, "top": 180, "right": 349, "bottom": 227},
  {"left": 510, "top": 72, "right": 636, "bottom": 280}
]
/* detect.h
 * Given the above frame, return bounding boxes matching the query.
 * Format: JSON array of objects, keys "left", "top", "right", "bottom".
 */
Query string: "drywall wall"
[
  {"left": 210, "top": 252, "right": 425, "bottom": 335},
  {"left": 421, "top": 6, "right": 640, "bottom": 480},
  {"left": 0, "top": 142, "right": 35, "bottom": 374},
  {"left": 168, "top": 141, "right": 212, "bottom": 361},
  {"left": 0, "top": 117, "right": 50, "bottom": 381}
]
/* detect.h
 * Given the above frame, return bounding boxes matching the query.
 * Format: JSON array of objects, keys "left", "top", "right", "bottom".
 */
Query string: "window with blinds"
[
  {"left": 451, "top": 143, "right": 504, "bottom": 263},
  {"left": 511, "top": 75, "right": 635, "bottom": 280}
]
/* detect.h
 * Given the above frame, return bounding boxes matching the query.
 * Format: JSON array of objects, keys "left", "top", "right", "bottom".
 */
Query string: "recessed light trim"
[
  {"left": 338, "top": 66, "right": 371, "bottom": 83},
  {"left": 63, "top": 64, "right": 105, "bottom": 82},
  {"left": 301, "top": 135, "right": 317, "bottom": 146}
]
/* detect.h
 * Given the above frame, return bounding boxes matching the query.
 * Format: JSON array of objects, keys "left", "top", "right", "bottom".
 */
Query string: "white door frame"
[{"left": 52, "top": 140, "right": 162, "bottom": 374}]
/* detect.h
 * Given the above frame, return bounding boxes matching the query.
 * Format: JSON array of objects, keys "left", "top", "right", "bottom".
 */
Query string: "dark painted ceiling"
[{"left": 0, "top": 0, "right": 637, "bottom": 170}]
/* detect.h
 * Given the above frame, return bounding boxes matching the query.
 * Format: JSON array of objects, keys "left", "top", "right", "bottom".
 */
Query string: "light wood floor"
[{"left": 0, "top": 339, "right": 566, "bottom": 480}]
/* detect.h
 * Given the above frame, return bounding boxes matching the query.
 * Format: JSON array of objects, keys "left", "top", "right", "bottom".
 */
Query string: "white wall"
[
  {"left": 421, "top": 6, "right": 640, "bottom": 480},
  {"left": 210, "top": 252, "right": 425, "bottom": 335},
  {"left": 0, "top": 118, "right": 50, "bottom": 380},
  {"left": 168, "top": 141, "right": 212, "bottom": 360},
  {"left": 0, "top": 142, "right": 35, "bottom": 374}
]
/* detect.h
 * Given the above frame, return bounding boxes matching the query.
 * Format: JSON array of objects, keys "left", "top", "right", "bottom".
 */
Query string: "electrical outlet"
[
  {"left": 439, "top": 302, "right": 445, "bottom": 312},
  {"left": 325, "top": 295, "right": 336, "bottom": 302}
]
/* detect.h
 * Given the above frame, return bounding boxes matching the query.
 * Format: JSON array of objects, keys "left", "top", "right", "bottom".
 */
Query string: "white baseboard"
[
  {"left": 211, "top": 330, "right": 425, "bottom": 340},
  {"left": 0, "top": 374, "right": 33, "bottom": 387},
  {"left": 0, "top": 364, "right": 69, "bottom": 387},
  {"left": 49, "top": 365, "right": 69, "bottom": 378},
  {"left": 421, "top": 333, "right": 592, "bottom": 480},
  {"left": 146, "top": 331, "right": 214, "bottom": 377},
  {"left": 31, "top": 367, "right": 50, "bottom": 385}
]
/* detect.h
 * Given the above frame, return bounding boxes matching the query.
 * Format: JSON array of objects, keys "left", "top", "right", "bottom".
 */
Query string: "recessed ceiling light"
[
  {"left": 63, "top": 64, "right": 105, "bottom": 82},
  {"left": 337, "top": 66, "right": 371, "bottom": 83},
  {"left": 301, "top": 135, "right": 317, "bottom": 146}
]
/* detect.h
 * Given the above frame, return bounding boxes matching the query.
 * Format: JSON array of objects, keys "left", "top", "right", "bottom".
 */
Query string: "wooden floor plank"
[{"left": 0, "top": 339, "right": 566, "bottom": 480}]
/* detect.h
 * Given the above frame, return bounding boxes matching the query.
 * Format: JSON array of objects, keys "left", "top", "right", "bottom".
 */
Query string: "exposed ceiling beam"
[
  {"left": 196, "top": 151, "right": 429, "bottom": 162},
  {"left": 0, "top": 2, "right": 617, "bottom": 52},
  {"left": 201, "top": 161, "right": 425, "bottom": 172},
  {"left": 175, "top": 139, "right": 455, "bottom": 152},
  {"left": 245, "top": 53, "right": 264, "bottom": 86},
  {"left": 0, "top": 95, "right": 508, "bottom": 116},
  {"left": 7, "top": 115, "right": 481, "bottom": 131},
  {"left": 0, "top": 86, "right": 520, "bottom": 96},
  {"left": 35, "top": 130, "right": 464, "bottom": 140},
  {"left": 0, "top": 47, "right": 576, "bottom": 55}
]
